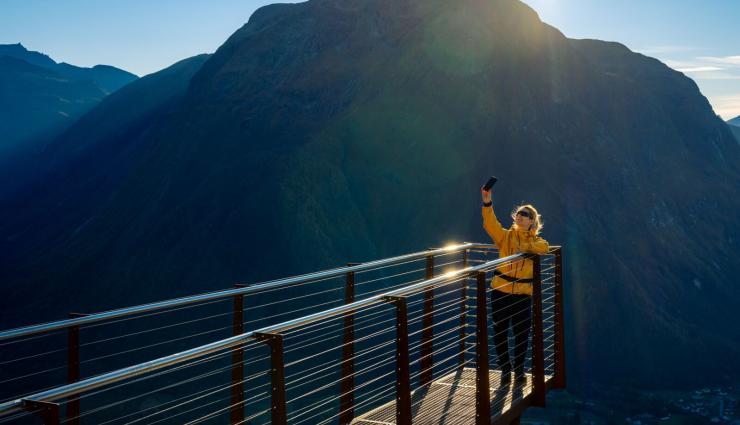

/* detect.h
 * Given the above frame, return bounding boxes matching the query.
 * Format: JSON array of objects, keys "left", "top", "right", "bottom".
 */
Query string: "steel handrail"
[
  {"left": 0, "top": 250, "right": 529, "bottom": 417},
  {"left": 256, "top": 249, "right": 563, "bottom": 334},
  {"left": 0, "top": 243, "right": 492, "bottom": 341}
]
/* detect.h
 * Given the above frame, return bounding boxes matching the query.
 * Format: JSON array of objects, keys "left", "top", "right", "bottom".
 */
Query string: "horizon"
[{"left": 1, "top": 0, "right": 738, "bottom": 119}]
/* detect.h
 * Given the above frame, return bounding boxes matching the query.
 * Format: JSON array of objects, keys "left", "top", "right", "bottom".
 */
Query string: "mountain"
[
  {"left": 727, "top": 115, "right": 740, "bottom": 127},
  {"left": 0, "top": 44, "right": 137, "bottom": 162},
  {"left": 0, "top": 56, "right": 107, "bottom": 157},
  {"left": 0, "top": 44, "right": 137, "bottom": 93},
  {"left": 44, "top": 54, "right": 210, "bottom": 162},
  {"left": 0, "top": 54, "right": 210, "bottom": 198},
  {"left": 2, "top": 0, "right": 739, "bottom": 391},
  {"left": 0, "top": 43, "right": 56, "bottom": 68},
  {"left": 55, "top": 62, "right": 138, "bottom": 94}
]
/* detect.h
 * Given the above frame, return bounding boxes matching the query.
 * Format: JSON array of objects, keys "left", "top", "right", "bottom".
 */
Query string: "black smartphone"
[{"left": 483, "top": 176, "right": 498, "bottom": 191}]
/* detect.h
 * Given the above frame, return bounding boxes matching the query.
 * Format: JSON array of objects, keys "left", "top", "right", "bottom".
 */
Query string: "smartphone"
[{"left": 483, "top": 176, "right": 498, "bottom": 191}]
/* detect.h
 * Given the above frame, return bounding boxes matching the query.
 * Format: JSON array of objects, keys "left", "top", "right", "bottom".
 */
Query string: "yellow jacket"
[{"left": 482, "top": 205, "right": 549, "bottom": 295}]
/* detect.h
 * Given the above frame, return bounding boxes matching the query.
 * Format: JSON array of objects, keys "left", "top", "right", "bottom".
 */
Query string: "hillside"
[{"left": 0, "top": 43, "right": 137, "bottom": 161}]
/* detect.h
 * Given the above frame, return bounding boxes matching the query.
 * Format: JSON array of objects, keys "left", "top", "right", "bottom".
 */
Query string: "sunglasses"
[{"left": 516, "top": 210, "right": 533, "bottom": 219}]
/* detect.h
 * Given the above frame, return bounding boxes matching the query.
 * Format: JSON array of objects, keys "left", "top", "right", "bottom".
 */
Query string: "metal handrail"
[
  {"left": 0, "top": 242, "right": 491, "bottom": 341},
  {"left": 0, "top": 250, "right": 535, "bottom": 417}
]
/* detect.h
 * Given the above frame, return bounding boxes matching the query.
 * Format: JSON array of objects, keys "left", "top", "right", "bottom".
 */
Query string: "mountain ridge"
[
  {"left": 0, "top": 43, "right": 137, "bottom": 92},
  {"left": 0, "top": 43, "right": 56, "bottom": 68}
]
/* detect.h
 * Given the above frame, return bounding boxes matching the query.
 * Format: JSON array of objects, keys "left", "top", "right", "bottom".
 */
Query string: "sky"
[{"left": 1, "top": 0, "right": 739, "bottom": 119}]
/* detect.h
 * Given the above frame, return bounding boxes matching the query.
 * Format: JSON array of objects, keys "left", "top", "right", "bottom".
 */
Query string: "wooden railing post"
[
  {"left": 531, "top": 255, "right": 546, "bottom": 407},
  {"left": 255, "top": 332, "right": 287, "bottom": 425},
  {"left": 340, "top": 263, "right": 359, "bottom": 425},
  {"left": 475, "top": 271, "right": 491, "bottom": 425},
  {"left": 67, "top": 312, "right": 88, "bottom": 425},
  {"left": 552, "top": 248, "right": 567, "bottom": 389},
  {"left": 420, "top": 253, "right": 435, "bottom": 386},
  {"left": 230, "top": 288, "right": 245, "bottom": 424},
  {"left": 385, "top": 295, "right": 411, "bottom": 425}
]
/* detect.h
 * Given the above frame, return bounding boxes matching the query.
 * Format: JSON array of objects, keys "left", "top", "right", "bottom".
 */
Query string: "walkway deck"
[{"left": 352, "top": 368, "right": 553, "bottom": 425}]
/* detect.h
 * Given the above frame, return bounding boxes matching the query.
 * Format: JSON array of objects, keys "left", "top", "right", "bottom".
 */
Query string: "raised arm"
[{"left": 481, "top": 188, "right": 507, "bottom": 246}]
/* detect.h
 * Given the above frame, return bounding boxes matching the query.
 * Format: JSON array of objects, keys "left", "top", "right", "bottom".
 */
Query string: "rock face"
[
  {"left": 0, "top": 44, "right": 137, "bottom": 160},
  {"left": 2, "top": 0, "right": 740, "bottom": 389},
  {"left": 728, "top": 115, "right": 740, "bottom": 127}
]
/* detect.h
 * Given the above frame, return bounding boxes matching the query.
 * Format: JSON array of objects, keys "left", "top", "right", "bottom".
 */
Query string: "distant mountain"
[
  {"left": 0, "top": 44, "right": 137, "bottom": 93},
  {"left": 0, "top": 43, "right": 137, "bottom": 162},
  {"left": 0, "top": 43, "right": 56, "bottom": 68},
  {"left": 728, "top": 115, "right": 740, "bottom": 127},
  {"left": 0, "top": 54, "right": 210, "bottom": 198},
  {"left": 55, "top": 62, "right": 137, "bottom": 94},
  {"left": 2, "top": 0, "right": 739, "bottom": 392},
  {"left": 0, "top": 56, "right": 107, "bottom": 157}
]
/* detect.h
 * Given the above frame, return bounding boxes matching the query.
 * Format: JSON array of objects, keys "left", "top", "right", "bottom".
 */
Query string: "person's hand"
[{"left": 481, "top": 187, "right": 492, "bottom": 204}]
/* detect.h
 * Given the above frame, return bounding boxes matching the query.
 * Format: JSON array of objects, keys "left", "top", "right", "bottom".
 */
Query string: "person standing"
[{"left": 481, "top": 187, "right": 549, "bottom": 386}]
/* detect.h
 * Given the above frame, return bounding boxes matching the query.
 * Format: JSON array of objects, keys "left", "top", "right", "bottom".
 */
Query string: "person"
[{"left": 481, "top": 187, "right": 549, "bottom": 386}]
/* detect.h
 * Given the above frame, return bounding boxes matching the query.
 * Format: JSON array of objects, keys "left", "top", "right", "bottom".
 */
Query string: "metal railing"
[
  {"left": 1, "top": 243, "right": 484, "bottom": 342},
  {"left": 1, "top": 243, "right": 486, "bottom": 421},
  {"left": 0, "top": 245, "right": 565, "bottom": 424}
]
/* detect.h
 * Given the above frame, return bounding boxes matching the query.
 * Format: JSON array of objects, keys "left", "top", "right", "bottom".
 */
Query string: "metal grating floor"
[{"left": 352, "top": 368, "right": 552, "bottom": 425}]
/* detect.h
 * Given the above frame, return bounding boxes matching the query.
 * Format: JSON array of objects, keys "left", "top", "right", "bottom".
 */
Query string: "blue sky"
[
  {"left": 522, "top": 0, "right": 740, "bottom": 120},
  {"left": 1, "top": 0, "right": 738, "bottom": 119}
]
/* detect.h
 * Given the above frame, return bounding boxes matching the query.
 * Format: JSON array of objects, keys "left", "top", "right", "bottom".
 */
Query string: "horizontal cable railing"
[
  {"left": 1, "top": 243, "right": 487, "bottom": 341},
  {"left": 0, "top": 243, "right": 498, "bottom": 416},
  {"left": 0, "top": 244, "right": 491, "bottom": 419},
  {"left": 0, "top": 244, "right": 564, "bottom": 424}
]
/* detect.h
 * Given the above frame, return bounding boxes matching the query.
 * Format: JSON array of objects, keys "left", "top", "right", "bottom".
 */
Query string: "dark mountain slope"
[
  {"left": 0, "top": 44, "right": 137, "bottom": 161},
  {"left": 45, "top": 54, "right": 211, "bottom": 162},
  {"left": 0, "top": 51, "right": 211, "bottom": 253},
  {"left": 1, "top": 0, "right": 739, "bottom": 389},
  {"left": 1, "top": 54, "right": 211, "bottom": 199},
  {"left": 0, "top": 56, "right": 107, "bottom": 157}
]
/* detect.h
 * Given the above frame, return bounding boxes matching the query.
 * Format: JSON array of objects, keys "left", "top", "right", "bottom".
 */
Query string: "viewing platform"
[
  {"left": 352, "top": 369, "right": 553, "bottom": 425},
  {"left": 0, "top": 243, "right": 565, "bottom": 424}
]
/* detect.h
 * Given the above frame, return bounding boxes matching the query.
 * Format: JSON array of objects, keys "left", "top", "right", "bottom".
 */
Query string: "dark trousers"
[{"left": 490, "top": 289, "right": 532, "bottom": 375}]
